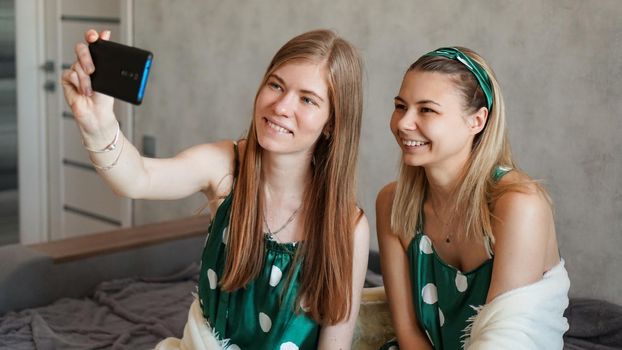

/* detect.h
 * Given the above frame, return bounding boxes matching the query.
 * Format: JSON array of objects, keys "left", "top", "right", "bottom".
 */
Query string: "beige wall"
[{"left": 132, "top": 0, "right": 622, "bottom": 305}]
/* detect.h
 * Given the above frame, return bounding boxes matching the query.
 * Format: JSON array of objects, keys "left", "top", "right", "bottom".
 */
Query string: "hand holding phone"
[
  {"left": 61, "top": 30, "right": 116, "bottom": 136},
  {"left": 89, "top": 39, "right": 153, "bottom": 105},
  {"left": 61, "top": 30, "right": 146, "bottom": 148}
]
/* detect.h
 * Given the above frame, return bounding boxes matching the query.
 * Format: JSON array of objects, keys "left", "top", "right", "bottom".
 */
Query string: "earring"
[{"left": 323, "top": 131, "right": 330, "bottom": 140}]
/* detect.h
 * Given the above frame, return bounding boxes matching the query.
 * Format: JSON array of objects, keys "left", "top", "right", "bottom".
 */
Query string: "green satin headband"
[{"left": 424, "top": 47, "right": 493, "bottom": 111}]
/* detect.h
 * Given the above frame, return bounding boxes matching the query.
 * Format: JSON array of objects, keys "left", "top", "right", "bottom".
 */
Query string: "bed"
[{"left": 1, "top": 216, "right": 620, "bottom": 349}]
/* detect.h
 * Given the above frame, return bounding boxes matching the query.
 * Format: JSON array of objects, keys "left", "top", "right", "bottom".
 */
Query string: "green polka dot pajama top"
[
  {"left": 381, "top": 166, "right": 511, "bottom": 350},
  {"left": 197, "top": 143, "right": 319, "bottom": 350},
  {"left": 198, "top": 190, "right": 319, "bottom": 350}
]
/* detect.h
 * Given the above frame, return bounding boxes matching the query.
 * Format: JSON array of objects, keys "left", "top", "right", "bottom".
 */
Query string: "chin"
[
  {"left": 402, "top": 154, "right": 427, "bottom": 167},
  {"left": 257, "top": 134, "right": 280, "bottom": 152},
  {"left": 256, "top": 134, "right": 295, "bottom": 155}
]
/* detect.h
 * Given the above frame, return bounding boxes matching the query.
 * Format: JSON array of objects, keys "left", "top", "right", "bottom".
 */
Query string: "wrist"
[{"left": 79, "top": 117, "right": 120, "bottom": 151}]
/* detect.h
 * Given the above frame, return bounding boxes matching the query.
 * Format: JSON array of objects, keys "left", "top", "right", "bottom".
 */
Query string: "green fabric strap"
[{"left": 424, "top": 47, "right": 493, "bottom": 111}]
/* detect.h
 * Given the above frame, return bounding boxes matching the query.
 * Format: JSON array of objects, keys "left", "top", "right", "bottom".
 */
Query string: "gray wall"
[{"left": 133, "top": 0, "right": 622, "bottom": 305}]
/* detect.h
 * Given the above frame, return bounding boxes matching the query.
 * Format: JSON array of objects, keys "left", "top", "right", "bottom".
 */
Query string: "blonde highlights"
[{"left": 391, "top": 47, "right": 548, "bottom": 244}]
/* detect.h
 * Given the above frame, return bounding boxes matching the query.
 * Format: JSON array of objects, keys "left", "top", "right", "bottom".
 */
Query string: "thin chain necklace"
[
  {"left": 429, "top": 199, "right": 452, "bottom": 243},
  {"left": 263, "top": 206, "right": 300, "bottom": 242}
]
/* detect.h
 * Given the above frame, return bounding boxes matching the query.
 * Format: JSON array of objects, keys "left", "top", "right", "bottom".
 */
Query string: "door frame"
[{"left": 16, "top": 0, "right": 47, "bottom": 244}]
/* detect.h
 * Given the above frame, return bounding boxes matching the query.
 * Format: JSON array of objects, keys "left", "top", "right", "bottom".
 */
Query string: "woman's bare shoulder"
[{"left": 376, "top": 182, "right": 397, "bottom": 210}]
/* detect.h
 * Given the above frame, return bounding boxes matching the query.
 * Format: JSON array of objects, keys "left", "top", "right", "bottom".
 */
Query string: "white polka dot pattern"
[
  {"left": 419, "top": 235, "right": 433, "bottom": 254},
  {"left": 207, "top": 269, "right": 217, "bottom": 290},
  {"left": 259, "top": 312, "right": 272, "bottom": 332},
  {"left": 455, "top": 272, "right": 468, "bottom": 292},
  {"left": 439, "top": 307, "right": 445, "bottom": 326},
  {"left": 279, "top": 342, "right": 299, "bottom": 350},
  {"left": 269, "top": 265, "right": 283, "bottom": 287},
  {"left": 422, "top": 283, "right": 438, "bottom": 304}
]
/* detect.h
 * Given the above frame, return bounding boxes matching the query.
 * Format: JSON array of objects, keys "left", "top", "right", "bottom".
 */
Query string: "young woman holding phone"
[{"left": 62, "top": 29, "right": 369, "bottom": 350}]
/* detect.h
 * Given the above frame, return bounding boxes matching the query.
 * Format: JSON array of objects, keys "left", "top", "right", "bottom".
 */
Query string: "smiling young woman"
[
  {"left": 62, "top": 29, "right": 369, "bottom": 350},
  {"left": 377, "top": 47, "right": 570, "bottom": 350},
  {"left": 254, "top": 62, "right": 331, "bottom": 157}
]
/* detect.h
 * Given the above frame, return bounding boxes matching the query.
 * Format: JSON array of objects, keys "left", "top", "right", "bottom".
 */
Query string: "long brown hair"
[
  {"left": 391, "top": 47, "right": 550, "bottom": 244},
  {"left": 220, "top": 29, "right": 363, "bottom": 325}
]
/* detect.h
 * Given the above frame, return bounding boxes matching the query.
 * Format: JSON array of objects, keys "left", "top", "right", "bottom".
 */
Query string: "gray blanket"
[
  {"left": 564, "top": 298, "right": 622, "bottom": 350},
  {"left": 2, "top": 265, "right": 622, "bottom": 350},
  {"left": 0, "top": 264, "right": 197, "bottom": 350}
]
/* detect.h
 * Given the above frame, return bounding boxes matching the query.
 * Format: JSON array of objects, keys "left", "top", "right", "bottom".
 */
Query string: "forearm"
[
  {"left": 317, "top": 308, "right": 357, "bottom": 350},
  {"left": 62, "top": 29, "right": 155, "bottom": 200},
  {"left": 80, "top": 117, "right": 150, "bottom": 198}
]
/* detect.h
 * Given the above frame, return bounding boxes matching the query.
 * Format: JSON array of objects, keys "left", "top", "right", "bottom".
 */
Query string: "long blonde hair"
[
  {"left": 391, "top": 47, "right": 548, "bottom": 244},
  {"left": 220, "top": 29, "right": 363, "bottom": 325}
]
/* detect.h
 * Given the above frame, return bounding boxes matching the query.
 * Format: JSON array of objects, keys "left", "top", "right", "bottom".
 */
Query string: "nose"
[
  {"left": 273, "top": 92, "right": 295, "bottom": 117},
  {"left": 396, "top": 109, "right": 418, "bottom": 131}
]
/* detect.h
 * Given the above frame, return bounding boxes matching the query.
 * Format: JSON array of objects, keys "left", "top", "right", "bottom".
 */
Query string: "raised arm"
[
  {"left": 317, "top": 213, "right": 370, "bottom": 350},
  {"left": 376, "top": 183, "right": 433, "bottom": 349},
  {"left": 61, "top": 29, "right": 233, "bottom": 201}
]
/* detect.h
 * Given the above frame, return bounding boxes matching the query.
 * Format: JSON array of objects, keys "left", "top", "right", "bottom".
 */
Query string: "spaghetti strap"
[
  {"left": 233, "top": 141, "right": 239, "bottom": 178},
  {"left": 484, "top": 234, "right": 494, "bottom": 258},
  {"left": 485, "top": 165, "right": 513, "bottom": 258},
  {"left": 492, "top": 165, "right": 512, "bottom": 182}
]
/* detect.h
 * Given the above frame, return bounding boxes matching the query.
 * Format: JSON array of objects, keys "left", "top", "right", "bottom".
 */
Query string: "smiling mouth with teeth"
[
  {"left": 265, "top": 118, "right": 293, "bottom": 134},
  {"left": 402, "top": 139, "right": 429, "bottom": 147}
]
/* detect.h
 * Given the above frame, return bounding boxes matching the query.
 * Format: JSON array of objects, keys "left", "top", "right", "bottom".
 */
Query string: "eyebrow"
[
  {"left": 270, "top": 73, "right": 325, "bottom": 103},
  {"left": 394, "top": 96, "right": 441, "bottom": 106}
]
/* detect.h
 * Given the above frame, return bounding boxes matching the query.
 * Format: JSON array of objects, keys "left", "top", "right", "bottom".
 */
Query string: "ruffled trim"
[
  {"left": 154, "top": 297, "right": 229, "bottom": 350},
  {"left": 461, "top": 304, "right": 484, "bottom": 349},
  {"left": 264, "top": 234, "right": 298, "bottom": 254}
]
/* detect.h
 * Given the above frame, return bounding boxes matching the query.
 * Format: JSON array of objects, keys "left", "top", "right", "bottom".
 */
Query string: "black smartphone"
[{"left": 88, "top": 39, "right": 153, "bottom": 105}]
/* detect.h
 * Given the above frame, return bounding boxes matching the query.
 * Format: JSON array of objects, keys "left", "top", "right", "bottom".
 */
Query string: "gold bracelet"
[
  {"left": 82, "top": 121, "right": 120, "bottom": 153},
  {"left": 91, "top": 133, "right": 125, "bottom": 171}
]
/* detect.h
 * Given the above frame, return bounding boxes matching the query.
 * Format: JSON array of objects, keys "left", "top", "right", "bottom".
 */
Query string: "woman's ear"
[{"left": 467, "top": 107, "right": 488, "bottom": 135}]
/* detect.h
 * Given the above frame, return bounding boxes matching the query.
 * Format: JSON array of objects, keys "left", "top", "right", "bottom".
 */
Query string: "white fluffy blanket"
[
  {"left": 463, "top": 259, "right": 570, "bottom": 350},
  {"left": 154, "top": 298, "right": 224, "bottom": 350}
]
